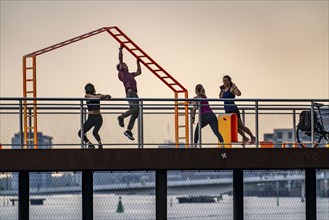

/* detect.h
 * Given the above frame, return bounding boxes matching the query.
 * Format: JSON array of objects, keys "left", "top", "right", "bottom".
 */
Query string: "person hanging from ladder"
[
  {"left": 191, "top": 84, "right": 224, "bottom": 148},
  {"left": 78, "top": 83, "right": 111, "bottom": 149},
  {"left": 117, "top": 44, "right": 142, "bottom": 141}
]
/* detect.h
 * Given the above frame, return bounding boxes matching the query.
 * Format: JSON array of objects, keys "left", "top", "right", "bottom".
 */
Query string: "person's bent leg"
[
  {"left": 238, "top": 118, "right": 255, "bottom": 142},
  {"left": 123, "top": 92, "right": 139, "bottom": 141},
  {"left": 78, "top": 117, "right": 95, "bottom": 148},
  {"left": 122, "top": 90, "right": 137, "bottom": 118},
  {"left": 127, "top": 106, "right": 139, "bottom": 131},
  {"left": 92, "top": 115, "right": 103, "bottom": 148},
  {"left": 118, "top": 90, "right": 136, "bottom": 128},
  {"left": 209, "top": 116, "right": 224, "bottom": 147},
  {"left": 194, "top": 123, "right": 200, "bottom": 145}
]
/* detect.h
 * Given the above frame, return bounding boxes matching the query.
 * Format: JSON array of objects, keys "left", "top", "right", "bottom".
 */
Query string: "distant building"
[
  {"left": 158, "top": 140, "right": 186, "bottom": 148},
  {"left": 11, "top": 132, "right": 53, "bottom": 149},
  {"left": 11, "top": 132, "right": 53, "bottom": 189},
  {"left": 264, "top": 129, "right": 294, "bottom": 148}
]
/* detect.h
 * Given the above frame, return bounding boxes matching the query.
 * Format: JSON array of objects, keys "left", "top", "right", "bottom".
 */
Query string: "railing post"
[
  {"left": 80, "top": 100, "right": 84, "bottom": 149},
  {"left": 233, "top": 169, "right": 243, "bottom": 220},
  {"left": 82, "top": 170, "right": 93, "bottom": 220},
  {"left": 28, "top": 108, "right": 32, "bottom": 149},
  {"left": 241, "top": 109, "right": 246, "bottom": 126},
  {"left": 292, "top": 109, "right": 297, "bottom": 144},
  {"left": 305, "top": 168, "right": 316, "bottom": 220},
  {"left": 198, "top": 100, "right": 202, "bottom": 148},
  {"left": 310, "top": 101, "right": 314, "bottom": 147},
  {"left": 156, "top": 170, "right": 167, "bottom": 220},
  {"left": 19, "top": 100, "right": 24, "bottom": 149},
  {"left": 19, "top": 171, "right": 29, "bottom": 220},
  {"left": 255, "top": 101, "right": 259, "bottom": 148},
  {"left": 189, "top": 108, "right": 194, "bottom": 147},
  {"left": 138, "top": 100, "right": 144, "bottom": 149}
]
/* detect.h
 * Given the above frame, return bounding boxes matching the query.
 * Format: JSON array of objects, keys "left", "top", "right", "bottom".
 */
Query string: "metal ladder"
[
  {"left": 107, "top": 27, "right": 189, "bottom": 148},
  {"left": 23, "top": 56, "right": 38, "bottom": 148}
]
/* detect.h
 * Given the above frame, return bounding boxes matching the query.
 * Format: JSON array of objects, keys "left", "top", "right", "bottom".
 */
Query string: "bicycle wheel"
[{"left": 296, "top": 128, "right": 323, "bottom": 148}]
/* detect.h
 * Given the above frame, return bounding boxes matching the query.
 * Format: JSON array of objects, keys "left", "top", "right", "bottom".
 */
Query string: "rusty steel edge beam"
[{"left": 0, "top": 148, "right": 328, "bottom": 172}]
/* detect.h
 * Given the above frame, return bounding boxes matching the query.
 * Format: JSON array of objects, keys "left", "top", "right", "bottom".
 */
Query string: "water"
[{"left": 0, "top": 194, "right": 329, "bottom": 220}]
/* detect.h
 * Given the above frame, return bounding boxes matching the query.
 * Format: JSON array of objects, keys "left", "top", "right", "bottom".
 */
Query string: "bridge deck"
[{"left": 1, "top": 148, "right": 328, "bottom": 171}]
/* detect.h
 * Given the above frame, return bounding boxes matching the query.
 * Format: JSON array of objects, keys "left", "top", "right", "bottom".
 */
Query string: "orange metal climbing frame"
[
  {"left": 23, "top": 56, "right": 38, "bottom": 148},
  {"left": 23, "top": 26, "right": 189, "bottom": 148}
]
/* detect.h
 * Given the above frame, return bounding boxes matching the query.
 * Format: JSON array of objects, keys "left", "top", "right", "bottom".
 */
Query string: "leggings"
[
  {"left": 194, "top": 113, "right": 224, "bottom": 144},
  {"left": 78, "top": 114, "right": 103, "bottom": 142}
]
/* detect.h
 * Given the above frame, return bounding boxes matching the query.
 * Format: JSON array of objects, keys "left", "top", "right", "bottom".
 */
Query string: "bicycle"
[{"left": 296, "top": 103, "right": 329, "bottom": 148}]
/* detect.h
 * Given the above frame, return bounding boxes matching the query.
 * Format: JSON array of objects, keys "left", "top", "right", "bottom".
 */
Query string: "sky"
[{"left": 0, "top": 0, "right": 328, "bottom": 100}]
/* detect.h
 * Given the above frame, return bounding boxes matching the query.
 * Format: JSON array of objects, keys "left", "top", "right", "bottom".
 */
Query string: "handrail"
[
  {"left": 1, "top": 97, "right": 329, "bottom": 102},
  {"left": 1, "top": 98, "right": 328, "bottom": 149}
]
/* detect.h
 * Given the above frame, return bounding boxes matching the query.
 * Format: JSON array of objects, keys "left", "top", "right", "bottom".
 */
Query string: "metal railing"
[{"left": 0, "top": 97, "right": 328, "bottom": 149}]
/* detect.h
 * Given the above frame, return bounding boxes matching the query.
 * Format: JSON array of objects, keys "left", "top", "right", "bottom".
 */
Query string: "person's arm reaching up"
[{"left": 133, "top": 60, "right": 142, "bottom": 77}]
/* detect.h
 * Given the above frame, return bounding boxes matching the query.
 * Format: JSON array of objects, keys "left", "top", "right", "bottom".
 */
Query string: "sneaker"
[
  {"left": 117, "top": 115, "right": 124, "bottom": 127},
  {"left": 98, "top": 143, "right": 103, "bottom": 149},
  {"left": 88, "top": 143, "right": 95, "bottom": 149},
  {"left": 124, "top": 130, "right": 135, "bottom": 141},
  {"left": 250, "top": 137, "right": 256, "bottom": 145}
]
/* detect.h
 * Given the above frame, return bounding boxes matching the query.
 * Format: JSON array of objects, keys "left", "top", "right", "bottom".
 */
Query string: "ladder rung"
[
  {"left": 178, "top": 137, "right": 186, "bottom": 140},
  {"left": 161, "top": 76, "right": 169, "bottom": 78},
  {"left": 178, "top": 125, "right": 186, "bottom": 128},
  {"left": 145, "top": 62, "right": 153, "bottom": 65},
  {"left": 139, "top": 56, "right": 146, "bottom": 58},
  {"left": 122, "top": 41, "right": 130, "bottom": 44},
  {"left": 26, "top": 127, "right": 35, "bottom": 129},
  {"left": 131, "top": 48, "right": 138, "bottom": 51},
  {"left": 26, "top": 67, "right": 34, "bottom": 70},
  {"left": 26, "top": 79, "right": 34, "bottom": 82},
  {"left": 26, "top": 91, "right": 34, "bottom": 94},
  {"left": 178, "top": 113, "right": 186, "bottom": 116},
  {"left": 154, "top": 69, "right": 162, "bottom": 72},
  {"left": 170, "top": 83, "right": 176, "bottom": 85},
  {"left": 177, "top": 102, "right": 186, "bottom": 105},
  {"left": 114, "top": 34, "right": 122, "bottom": 36}
]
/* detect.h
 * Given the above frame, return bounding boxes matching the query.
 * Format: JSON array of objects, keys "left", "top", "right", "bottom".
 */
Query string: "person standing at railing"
[
  {"left": 219, "top": 75, "right": 256, "bottom": 144},
  {"left": 116, "top": 45, "right": 142, "bottom": 141},
  {"left": 78, "top": 83, "right": 111, "bottom": 149},
  {"left": 191, "top": 84, "right": 224, "bottom": 147}
]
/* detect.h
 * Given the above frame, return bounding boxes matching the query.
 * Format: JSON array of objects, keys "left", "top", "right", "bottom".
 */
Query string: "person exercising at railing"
[
  {"left": 219, "top": 75, "right": 256, "bottom": 145},
  {"left": 78, "top": 83, "right": 111, "bottom": 149},
  {"left": 191, "top": 84, "right": 224, "bottom": 148},
  {"left": 116, "top": 45, "right": 142, "bottom": 141}
]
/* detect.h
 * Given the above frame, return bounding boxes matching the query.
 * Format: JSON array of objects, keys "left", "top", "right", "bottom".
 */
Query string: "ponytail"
[{"left": 195, "top": 84, "right": 206, "bottom": 97}]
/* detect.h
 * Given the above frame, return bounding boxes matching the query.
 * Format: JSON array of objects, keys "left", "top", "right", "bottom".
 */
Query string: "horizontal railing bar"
[{"left": 1, "top": 97, "right": 328, "bottom": 102}]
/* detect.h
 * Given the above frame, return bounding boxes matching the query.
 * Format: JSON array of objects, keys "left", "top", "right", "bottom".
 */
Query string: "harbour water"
[{"left": 1, "top": 194, "right": 328, "bottom": 220}]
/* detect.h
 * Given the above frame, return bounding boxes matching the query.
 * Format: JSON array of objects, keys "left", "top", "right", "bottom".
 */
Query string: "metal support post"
[
  {"left": 19, "top": 171, "right": 29, "bottom": 220},
  {"left": 311, "top": 101, "right": 314, "bottom": 147},
  {"left": 255, "top": 101, "right": 259, "bottom": 148},
  {"left": 233, "top": 169, "right": 243, "bottom": 220},
  {"left": 138, "top": 100, "right": 144, "bottom": 149},
  {"left": 198, "top": 100, "right": 202, "bottom": 148},
  {"left": 189, "top": 108, "right": 194, "bottom": 147},
  {"left": 82, "top": 171, "right": 93, "bottom": 220},
  {"left": 305, "top": 169, "right": 316, "bottom": 220},
  {"left": 80, "top": 100, "right": 84, "bottom": 149},
  {"left": 19, "top": 100, "right": 24, "bottom": 149},
  {"left": 156, "top": 170, "right": 167, "bottom": 220}
]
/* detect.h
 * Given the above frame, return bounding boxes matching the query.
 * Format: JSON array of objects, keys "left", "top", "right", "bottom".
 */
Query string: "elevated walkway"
[{"left": 1, "top": 148, "right": 329, "bottom": 171}]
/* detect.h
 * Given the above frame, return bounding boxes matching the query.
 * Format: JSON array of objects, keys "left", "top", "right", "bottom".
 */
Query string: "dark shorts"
[{"left": 225, "top": 108, "right": 241, "bottom": 118}]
